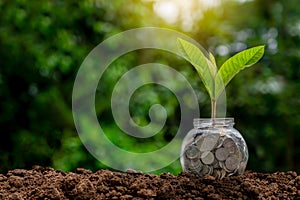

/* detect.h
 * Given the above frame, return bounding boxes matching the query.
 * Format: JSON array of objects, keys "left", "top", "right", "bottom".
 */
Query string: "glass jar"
[{"left": 180, "top": 118, "right": 248, "bottom": 179}]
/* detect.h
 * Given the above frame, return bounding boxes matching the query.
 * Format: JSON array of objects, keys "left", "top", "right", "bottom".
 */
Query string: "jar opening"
[{"left": 193, "top": 118, "right": 234, "bottom": 128}]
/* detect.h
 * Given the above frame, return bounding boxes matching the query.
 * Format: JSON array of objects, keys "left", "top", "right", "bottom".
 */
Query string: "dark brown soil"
[{"left": 0, "top": 166, "right": 299, "bottom": 199}]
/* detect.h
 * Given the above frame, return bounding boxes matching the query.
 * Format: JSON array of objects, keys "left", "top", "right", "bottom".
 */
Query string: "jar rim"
[
  {"left": 193, "top": 118, "right": 234, "bottom": 121},
  {"left": 193, "top": 118, "right": 234, "bottom": 127}
]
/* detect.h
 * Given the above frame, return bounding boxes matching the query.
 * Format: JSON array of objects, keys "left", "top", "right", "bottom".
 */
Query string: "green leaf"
[
  {"left": 177, "top": 38, "right": 217, "bottom": 99},
  {"left": 209, "top": 52, "right": 217, "bottom": 67},
  {"left": 215, "top": 45, "right": 265, "bottom": 98}
]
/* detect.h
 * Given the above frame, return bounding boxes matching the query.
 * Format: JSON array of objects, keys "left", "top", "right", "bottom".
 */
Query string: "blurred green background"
[{"left": 0, "top": 0, "right": 299, "bottom": 174}]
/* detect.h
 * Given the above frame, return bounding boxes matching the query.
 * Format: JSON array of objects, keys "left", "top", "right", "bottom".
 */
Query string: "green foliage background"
[{"left": 0, "top": 0, "right": 299, "bottom": 174}]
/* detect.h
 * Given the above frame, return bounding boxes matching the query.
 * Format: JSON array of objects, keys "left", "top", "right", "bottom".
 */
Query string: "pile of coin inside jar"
[{"left": 181, "top": 130, "right": 248, "bottom": 179}]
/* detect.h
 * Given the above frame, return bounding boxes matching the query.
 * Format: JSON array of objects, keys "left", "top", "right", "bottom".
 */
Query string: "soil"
[{"left": 0, "top": 166, "right": 299, "bottom": 200}]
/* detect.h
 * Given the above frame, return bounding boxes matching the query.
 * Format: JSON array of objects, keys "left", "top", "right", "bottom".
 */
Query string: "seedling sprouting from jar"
[{"left": 177, "top": 38, "right": 265, "bottom": 178}]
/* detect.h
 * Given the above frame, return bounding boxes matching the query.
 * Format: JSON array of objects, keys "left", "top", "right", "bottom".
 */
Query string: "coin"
[
  {"left": 223, "top": 138, "right": 237, "bottom": 154},
  {"left": 219, "top": 161, "right": 225, "bottom": 169},
  {"left": 215, "top": 147, "right": 229, "bottom": 161},
  {"left": 200, "top": 151, "right": 215, "bottom": 165},
  {"left": 212, "top": 159, "right": 220, "bottom": 168},
  {"left": 223, "top": 138, "right": 234, "bottom": 147},
  {"left": 200, "top": 165, "right": 210, "bottom": 176},
  {"left": 196, "top": 136, "right": 204, "bottom": 147},
  {"left": 208, "top": 165, "right": 213, "bottom": 175},
  {"left": 185, "top": 145, "right": 199, "bottom": 159},
  {"left": 187, "top": 159, "right": 203, "bottom": 170},
  {"left": 225, "top": 155, "right": 239, "bottom": 171},
  {"left": 183, "top": 153, "right": 203, "bottom": 173},
  {"left": 199, "top": 135, "right": 219, "bottom": 152},
  {"left": 216, "top": 137, "right": 224, "bottom": 148},
  {"left": 228, "top": 167, "right": 238, "bottom": 176}
]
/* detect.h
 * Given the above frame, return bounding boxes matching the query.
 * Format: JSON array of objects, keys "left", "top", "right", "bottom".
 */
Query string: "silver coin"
[
  {"left": 199, "top": 135, "right": 219, "bottom": 152},
  {"left": 219, "top": 161, "right": 225, "bottom": 169},
  {"left": 212, "top": 159, "right": 220, "bottom": 168},
  {"left": 215, "top": 147, "right": 229, "bottom": 161},
  {"left": 225, "top": 155, "right": 239, "bottom": 171},
  {"left": 216, "top": 136, "right": 225, "bottom": 148},
  {"left": 183, "top": 159, "right": 190, "bottom": 171},
  {"left": 208, "top": 165, "right": 214, "bottom": 175},
  {"left": 185, "top": 162, "right": 201, "bottom": 174},
  {"left": 200, "top": 151, "right": 215, "bottom": 165},
  {"left": 223, "top": 138, "right": 237, "bottom": 154},
  {"left": 223, "top": 137, "right": 234, "bottom": 146},
  {"left": 187, "top": 159, "right": 203, "bottom": 170},
  {"left": 200, "top": 165, "right": 210, "bottom": 176},
  {"left": 196, "top": 136, "right": 204, "bottom": 148},
  {"left": 185, "top": 145, "right": 199, "bottom": 159},
  {"left": 187, "top": 167, "right": 199, "bottom": 174}
]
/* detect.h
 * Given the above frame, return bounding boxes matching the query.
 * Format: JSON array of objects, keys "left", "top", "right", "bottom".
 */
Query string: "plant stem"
[{"left": 211, "top": 99, "right": 216, "bottom": 119}]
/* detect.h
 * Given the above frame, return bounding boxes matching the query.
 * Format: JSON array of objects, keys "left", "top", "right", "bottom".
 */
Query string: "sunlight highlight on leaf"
[{"left": 177, "top": 38, "right": 217, "bottom": 99}]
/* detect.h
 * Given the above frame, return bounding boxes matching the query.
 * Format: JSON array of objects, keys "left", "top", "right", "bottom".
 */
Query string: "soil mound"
[{"left": 0, "top": 166, "right": 299, "bottom": 199}]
